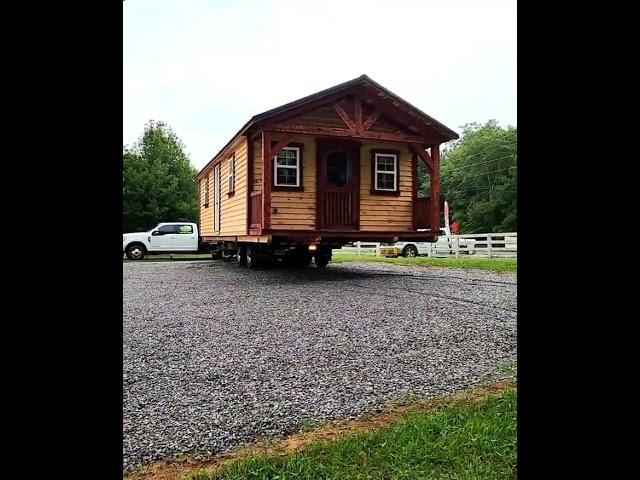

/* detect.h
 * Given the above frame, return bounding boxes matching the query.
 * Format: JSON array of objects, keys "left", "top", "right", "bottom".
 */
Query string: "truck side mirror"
[{"left": 152, "top": 230, "right": 162, "bottom": 236}]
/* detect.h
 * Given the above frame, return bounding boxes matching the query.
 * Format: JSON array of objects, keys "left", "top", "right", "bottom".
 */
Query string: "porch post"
[
  {"left": 430, "top": 143, "right": 440, "bottom": 233},
  {"left": 262, "top": 131, "right": 272, "bottom": 230},
  {"left": 412, "top": 151, "right": 418, "bottom": 230}
]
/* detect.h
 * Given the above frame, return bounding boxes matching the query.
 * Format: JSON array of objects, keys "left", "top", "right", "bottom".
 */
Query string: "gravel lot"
[{"left": 123, "top": 260, "right": 517, "bottom": 471}]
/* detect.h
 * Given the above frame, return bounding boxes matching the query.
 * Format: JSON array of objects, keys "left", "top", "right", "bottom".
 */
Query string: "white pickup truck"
[
  {"left": 391, "top": 228, "right": 476, "bottom": 258},
  {"left": 123, "top": 222, "right": 201, "bottom": 260}
]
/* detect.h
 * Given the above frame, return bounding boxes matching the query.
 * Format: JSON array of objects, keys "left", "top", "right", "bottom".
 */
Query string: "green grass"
[
  {"left": 193, "top": 390, "right": 517, "bottom": 480},
  {"left": 332, "top": 253, "right": 517, "bottom": 273},
  {"left": 499, "top": 361, "right": 517, "bottom": 377},
  {"left": 298, "top": 419, "right": 318, "bottom": 433}
]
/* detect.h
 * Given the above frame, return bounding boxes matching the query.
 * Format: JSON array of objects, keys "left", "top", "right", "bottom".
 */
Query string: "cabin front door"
[{"left": 316, "top": 139, "right": 360, "bottom": 230}]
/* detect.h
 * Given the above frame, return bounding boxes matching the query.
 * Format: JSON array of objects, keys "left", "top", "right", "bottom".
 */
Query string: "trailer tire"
[
  {"left": 237, "top": 245, "right": 247, "bottom": 267},
  {"left": 315, "top": 255, "right": 330, "bottom": 268},
  {"left": 246, "top": 246, "right": 257, "bottom": 269},
  {"left": 286, "top": 249, "right": 312, "bottom": 267},
  {"left": 300, "top": 254, "right": 312, "bottom": 267},
  {"left": 125, "top": 243, "right": 147, "bottom": 260}
]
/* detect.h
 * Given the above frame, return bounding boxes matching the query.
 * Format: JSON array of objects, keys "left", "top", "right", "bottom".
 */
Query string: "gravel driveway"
[{"left": 123, "top": 260, "right": 517, "bottom": 471}]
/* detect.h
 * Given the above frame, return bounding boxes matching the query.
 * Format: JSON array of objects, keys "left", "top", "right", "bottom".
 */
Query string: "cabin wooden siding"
[
  {"left": 198, "top": 136, "right": 248, "bottom": 237},
  {"left": 200, "top": 137, "right": 418, "bottom": 236},
  {"left": 270, "top": 135, "right": 317, "bottom": 230},
  {"left": 280, "top": 100, "right": 412, "bottom": 137},
  {"left": 360, "top": 141, "right": 414, "bottom": 231},
  {"left": 260, "top": 101, "right": 417, "bottom": 232},
  {"left": 260, "top": 134, "right": 414, "bottom": 232},
  {"left": 199, "top": 174, "right": 213, "bottom": 236}
]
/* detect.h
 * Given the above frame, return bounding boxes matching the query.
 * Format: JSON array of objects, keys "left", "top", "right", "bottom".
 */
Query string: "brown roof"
[{"left": 196, "top": 74, "right": 458, "bottom": 179}]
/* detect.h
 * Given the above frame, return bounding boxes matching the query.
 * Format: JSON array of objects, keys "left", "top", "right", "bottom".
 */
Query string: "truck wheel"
[
  {"left": 237, "top": 245, "right": 247, "bottom": 267},
  {"left": 126, "top": 244, "right": 147, "bottom": 260},
  {"left": 402, "top": 245, "right": 418, "bottom": 258}
]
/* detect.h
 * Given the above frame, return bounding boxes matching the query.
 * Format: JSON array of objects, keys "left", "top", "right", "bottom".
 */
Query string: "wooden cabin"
[{"left": 195, "top": 74, "right": 458, "bottom": 268}]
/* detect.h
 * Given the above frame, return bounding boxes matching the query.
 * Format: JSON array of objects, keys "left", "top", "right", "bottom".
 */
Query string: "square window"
[
  {"left": 274, "top": 147, "right": 301, "bottom": 187},
  {"left": 373, "top": 152, "right": 398, "bottom": 192}
]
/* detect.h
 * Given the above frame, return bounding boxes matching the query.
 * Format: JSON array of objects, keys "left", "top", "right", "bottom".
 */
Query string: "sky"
[{"left": 123, "top": 0, "right": 516, "bottom": 171}]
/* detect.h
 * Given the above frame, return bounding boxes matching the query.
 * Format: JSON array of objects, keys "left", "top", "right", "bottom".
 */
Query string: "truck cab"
[{"left": 123, "top": 222, "right": 199, "bottom": 260}]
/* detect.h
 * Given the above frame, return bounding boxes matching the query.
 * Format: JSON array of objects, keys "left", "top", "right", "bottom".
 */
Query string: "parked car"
[
  {"left": 386, "top": 228, "right": 476, "bottom": 258},
  {"left": 123, "top": 222, "right": 203, "bottom": 260}
]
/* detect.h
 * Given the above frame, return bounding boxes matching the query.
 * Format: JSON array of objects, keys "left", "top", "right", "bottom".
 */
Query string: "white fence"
[
  {"left": 428, "top": 232, "right": 517, "bottom": 258},
  {"left": 339, "top": 242, "right": 382, "bottom": 256},
  {"left": 338, "top": 233, "right": 517, "bottom": 259}
]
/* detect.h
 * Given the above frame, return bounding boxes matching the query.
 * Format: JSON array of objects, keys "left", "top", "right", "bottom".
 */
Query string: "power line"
[
  {"left": 463, "top": 166, "right": 516, "bottom": 178},
  {"left": 436, "top": 166, "right": 515, "bottom": 190},
  {"left": 443, "top": 167, "right": 516, "bottom": 196},
  {"left": 441, "top": 142, "right": 518, "bottom": 162},
  {"left": 443, "top": 154, "right": 517, "bottom": 173},
  {"left": 417, "top": 143, "right": 517, "bottom": 172}
]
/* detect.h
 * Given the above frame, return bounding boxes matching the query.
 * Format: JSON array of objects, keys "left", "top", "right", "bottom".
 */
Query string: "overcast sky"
[{"left": 123, "top": 0, "right": 516, "bottom": 170}]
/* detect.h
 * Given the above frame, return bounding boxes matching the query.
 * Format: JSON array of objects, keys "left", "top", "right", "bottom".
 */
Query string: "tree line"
[
  {"left": 419, "top": 120, "right": 517, "bottom": 233},
  {"left": 123, "top": 121, "right": 198, "bottom": 232},
  {"left": 123, "top": 120, "right": 516, "bottom": 234}
]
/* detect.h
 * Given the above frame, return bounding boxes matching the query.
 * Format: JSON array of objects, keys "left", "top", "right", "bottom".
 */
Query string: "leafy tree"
[
  {"left": 418, "top": 121, "right": 516, "bottom": 233},
  {"left": 123, "top": 121, "right": 198, "bottom": 232}
]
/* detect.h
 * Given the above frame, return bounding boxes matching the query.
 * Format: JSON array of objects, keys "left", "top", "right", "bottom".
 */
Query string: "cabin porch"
[{"left": 247, "top": 131, "right": 440, "bottom": 238}]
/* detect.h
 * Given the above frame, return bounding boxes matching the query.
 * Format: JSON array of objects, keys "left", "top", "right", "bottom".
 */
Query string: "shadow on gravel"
[{"left": 199, "top": 260, "right": 382, "bottom": 284}]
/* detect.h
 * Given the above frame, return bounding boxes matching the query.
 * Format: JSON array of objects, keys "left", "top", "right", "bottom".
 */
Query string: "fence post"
[
  {"left": 487, "top": 234, "right": 493, "bottom": 259},
  {"left": 454, "top": 236, "right": 460, "bottom": 258},
  {"left": 356, "top": 241, "right": 361, "bottom": 256}
]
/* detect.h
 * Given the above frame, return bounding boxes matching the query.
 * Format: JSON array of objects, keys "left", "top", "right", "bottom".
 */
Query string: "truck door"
[
  {"left": 175, "top": 224, "right": 198, "bottom": 251},
  {"left": 149, "top": 224, "right": 178, "bottom": 251}
]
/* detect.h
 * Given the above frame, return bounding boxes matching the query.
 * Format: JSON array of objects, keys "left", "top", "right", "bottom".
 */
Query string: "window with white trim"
[
  {"left": 228, "top": 155, "right": 235, "bottom": 194},
  {"left": 274, "top": 147, "right": 300, "bottom": 187},
  {"left": 374, "top": 153, "right": 398, "bottom": 191}
]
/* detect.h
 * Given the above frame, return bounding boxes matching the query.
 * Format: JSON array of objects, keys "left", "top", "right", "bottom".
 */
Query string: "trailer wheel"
[
  {"left": 315, "top": 255, "right": 330, "bottom": 268},
  {"left": 246, "top": 246, "right": 257, "bottom": 269},
  {"left": 288, "top": 249, "right": 312, "bottom": 267},
  {"left": 126, "top": 244, "right": 147, "bottom": 260},
  {"left": 300, "top": 254, "right": 312, "bottom": 267},
  {"left": 237, "top": 245, "right": 247, "bottom": 267}
]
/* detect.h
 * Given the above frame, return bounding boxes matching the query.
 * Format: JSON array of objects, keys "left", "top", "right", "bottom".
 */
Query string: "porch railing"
[
  {"left": 319, "top": 191, "right": 356, "bottom": 229},
  {"left": 250, "top": 191, "right": 262, "bottom": 228},
  {"left": 413, "top": 197, "right": 431, "bottom": 229}
]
